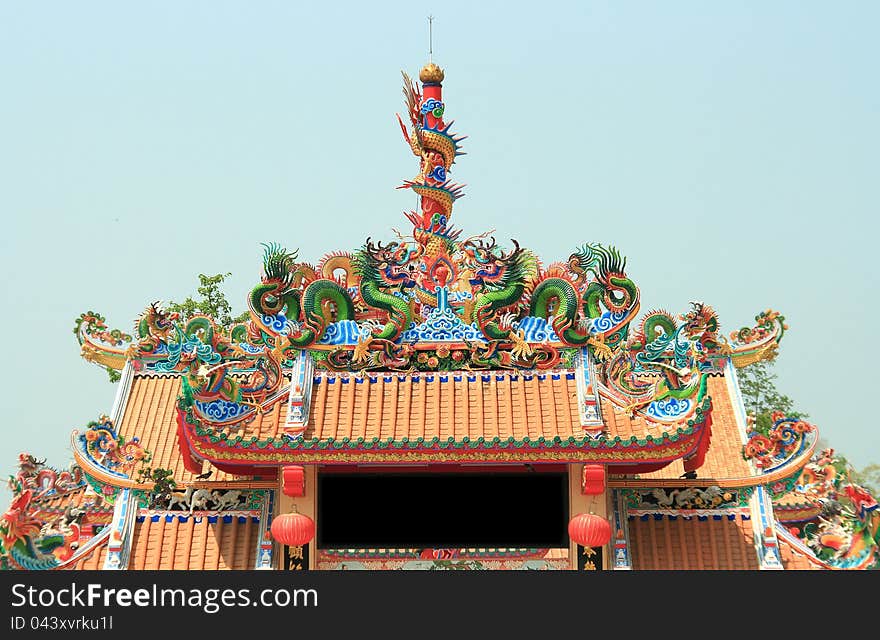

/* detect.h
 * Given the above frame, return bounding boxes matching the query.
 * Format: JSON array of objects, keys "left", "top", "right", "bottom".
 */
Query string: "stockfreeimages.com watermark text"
[{"left": 10, "top": 582, "right": 317, "bottom": 615}]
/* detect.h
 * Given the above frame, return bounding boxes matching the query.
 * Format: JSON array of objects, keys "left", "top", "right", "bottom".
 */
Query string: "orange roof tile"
[
  {"left": 208, "top": 369, "right": 693, "bottom": 442},
  {"left": 773, "top": 493, "right": 822, "bottom": 524},
  {"left": 635, "top": 374, "right": 753, "bottom": 481},
  {"left": 70, "top": 539, "right": 108, "bottom": 570},
  {"left": 774, "top": 492, "right": 817, "bottom": 508},
  {"left": 28, "top": 489, "right": 115, "bottom": 536},
  {"left": 135, "top": 369, "right": 711, "bottom": 466},
  {"left": 128, "top": 512, "right": 261, "bottom": 570},
  {"left": 779, "top": 538, "right": 824, "bottom": 570},
  {"left": 628, "top": 513, "right": 760, "bottom": 570},
  {"left": 118, "top": 375, "right": 257, "bottom": 483},
  {"left": 775, "top": 528, "right": 828, "bottom": 570},
  {"left": 305, "top": 371, "right": 583, "bottom": 443}
]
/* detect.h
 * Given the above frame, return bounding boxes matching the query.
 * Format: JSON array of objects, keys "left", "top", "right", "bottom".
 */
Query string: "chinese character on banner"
[
  {"left": 576, "top": 545, "right": 603, "bottom": 571},
  {"left": 284, "top": 544, "right": 310, "bottom": 570}
]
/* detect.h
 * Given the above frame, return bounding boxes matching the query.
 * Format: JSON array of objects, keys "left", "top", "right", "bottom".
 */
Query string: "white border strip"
[{"left": 109, "top": 360, "right": 134, "bottom": 426}]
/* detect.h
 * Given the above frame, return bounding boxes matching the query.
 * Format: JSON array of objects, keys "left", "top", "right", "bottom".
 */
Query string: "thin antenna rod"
[{"left": 428, "top": 15, "right": 434, "bottom": 63}]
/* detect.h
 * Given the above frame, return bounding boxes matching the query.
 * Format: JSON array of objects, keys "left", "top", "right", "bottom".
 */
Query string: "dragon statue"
[
  {"left": 132, "top": 301, "right": 180, "bottom": 356},
  {"left": 397, "top": 67, "right": 465, "bottom": 258},
  {"left": 529, "top": 243, "right": 638, "bottom": 360},
  {"left": 72, "top": 60, "right": 800, "bottom": 455},
  {"left": 396, "top": 65, "right": 471, "bottom": 319},
  {"left": 249, "top": 242, "right": 356, "bottom": 350},
  {"left": 8, "top": 454, "right": 84, "bottom": 499},
  {"left": 0, "top": 489, "right": 84, "bottom": 570},
  {"left": 1, "top": 448, "right": 101, "bottom": 570},
  {"left": 461, "top": 237, "right": 538, "bottom": 350},
  {"left": 743, "top": 411, "right": 815, "bottom": 470},
  {"left": 594, "top": 302, "right": 723, "bottom": 416},
  {"left": 80, "top": 415, "right": 152, "bottom": 477},
  {"left": 772, "top": 447, "right": 879, "bottom": 569},
  {"left": 143, "top": 310, "right": 286, "bottom": 425},
  {"left": 741, "top": 416, "right": 877, "bottom": 569},
  {"left": 75, "top": 311, "right": 133, "bottom": 376},
  {"left": 726, "top": 309, "right": 787, "bottom": 368},
  {"left": 353, "top": 238, "right": 417, "bottom": 341}
]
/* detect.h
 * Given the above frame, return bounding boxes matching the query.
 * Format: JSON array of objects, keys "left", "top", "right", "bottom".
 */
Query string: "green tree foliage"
[
  {"left": 135, "top": 466, "right": 177, "bottom": 509},
  {"left": 165, "top": 273, "right": 248, "bottom": 332},
  {"left": 736, "top": 360, "right": 807, "bottom": 435}
]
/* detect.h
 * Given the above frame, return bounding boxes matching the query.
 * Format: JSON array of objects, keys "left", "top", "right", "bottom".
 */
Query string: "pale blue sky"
[{"left": 1, "top": 2, "right": 877, "bottom": 502}]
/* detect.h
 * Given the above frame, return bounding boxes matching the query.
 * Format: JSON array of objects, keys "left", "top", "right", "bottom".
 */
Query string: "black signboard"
[
  {"left": 283, "top": 544, "right": 310, "bottom": 571},
  {"left": 576, "top": 545, "right": 603, "bottom": 571}
]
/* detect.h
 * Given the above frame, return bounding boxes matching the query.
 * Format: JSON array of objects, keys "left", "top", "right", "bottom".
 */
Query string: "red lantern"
[
  {"left": 270, "top": 509, "right": 315, "bottom": 546},
  {"left": 568, "top": 513, "right": 612, "bottom": 548}
]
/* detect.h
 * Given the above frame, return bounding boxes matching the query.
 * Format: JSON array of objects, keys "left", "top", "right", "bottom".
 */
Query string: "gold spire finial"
[{"left": 420, "top": 62, "right": 444, "bottom": 83}]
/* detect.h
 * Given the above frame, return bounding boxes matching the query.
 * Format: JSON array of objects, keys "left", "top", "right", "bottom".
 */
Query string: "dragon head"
[
  {"left": 357, "top": 238, "right": 417, "bottom": 290},
  {"left": 1, "top": 490, "right": 42, "bottom": 550},
  {"left": 17, "top": 454, "right": 45, "bottom": 471},
  {"left": 135, "top": 303, "right": 180, "bottom": 348},
  {"left": 681, "top": 301, "right": 718, "bottom": 333},
  {"left": 681, "top": 301, "right": 722, "bottom": 351},
  {"left": 461, "top": 237, "right": 524, "bottom": 287}
]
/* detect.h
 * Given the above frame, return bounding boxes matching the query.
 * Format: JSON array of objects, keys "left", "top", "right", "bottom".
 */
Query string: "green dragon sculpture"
[
  {"left": 463, "top": 238, "right": 538, "bottom": 343},
  {"left": 353, "top": 239, "right": 416, "bottom": 341},
  {"left": 249, "top": 242, "right": 355, "bottom": 349},
  {"left": 529, "top": 244, "right": 639, "bottom": 359}
]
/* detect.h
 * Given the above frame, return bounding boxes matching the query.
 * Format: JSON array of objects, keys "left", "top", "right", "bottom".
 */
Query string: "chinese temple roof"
[
  {"left": 71, "top": 58, "right": 789, "bottom": 477},
  {"left": 30, "top": 486, "right": 112, "bottom": 519},
  {"left": 104, "top": 369, "right": 769, "bottom": 475},
  {"left": 38, "top": 507, "right": 267, "bottom": 571},
  {"left": 113, "top": 373, "right": 255, "bottom": 485},
  {"left": 633, "top": 375, "right": 752, "bottom": 482},
  {"left": 128, "top": 513, "right": 262, "bottom": 571},
  {"left": 6, "top": 56, "right": 876, "bottom": 571},
  {"left": 627, "top": 512, "right": 759, "bottom": 570},
  {"left": 624, "top": 510, "right": 861, "bottom": 570}
]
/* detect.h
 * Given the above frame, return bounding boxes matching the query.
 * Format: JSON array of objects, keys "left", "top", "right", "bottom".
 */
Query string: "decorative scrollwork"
[
  {"left": 743, "top": 411, "right": 815, "bottom": 470},
  {"left": 80, "top": 415, "right": 151, "bottom": 477}
]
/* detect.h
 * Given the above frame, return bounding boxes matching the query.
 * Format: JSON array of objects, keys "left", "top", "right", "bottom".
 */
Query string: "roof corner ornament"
[
  {"left": 575, "top": 348, "right": 603, "bottom": 427},
  {"left": 286, "top": 350, "right": 314, "bottom": 437}
]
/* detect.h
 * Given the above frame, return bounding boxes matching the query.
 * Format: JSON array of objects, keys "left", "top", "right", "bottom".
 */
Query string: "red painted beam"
[{"left": 176, "top": 407, "right": 206, "bottom": 475}]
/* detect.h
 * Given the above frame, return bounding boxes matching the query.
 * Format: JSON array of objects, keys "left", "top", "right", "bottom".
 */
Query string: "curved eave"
[
  {"left": 728, "top": 331, "right": 782, "bottom": 369},
  {"left": 774, "top": 504, "right": 822, "bottom": 524},
  {"left": 81, "top": 348, "right": 127, "bottom": 371},
  {"left": 70, "top": 430, "right": 275, "bottom": 492},
  {"left": 179, "top": 405, "right": 709, "bottom": 466},
  {"left": 78, "top": 333, "right": 128, "bottom": 371},
  {"left": 609, "top": 425, "right": 817, "bottom": 489},
  {"left": 70, "top": 430, "right": 141, "bottom": 490}
]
